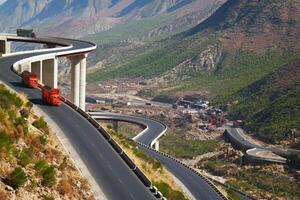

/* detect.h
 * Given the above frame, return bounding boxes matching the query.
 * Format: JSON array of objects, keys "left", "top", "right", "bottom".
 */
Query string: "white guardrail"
[{"left": 4, "top": 34, "right": 166, "bottom": 200}]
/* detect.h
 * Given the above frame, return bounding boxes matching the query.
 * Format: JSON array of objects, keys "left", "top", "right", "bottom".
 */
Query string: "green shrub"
[
  {"left": 0, "top": 108, "right": 6, "bottom": 122},
  {"left": 39, "top": 135, "right": 47, "bottom": 145},
  {"left": 32, "top": 117, "right": 49, "bottom": 134},
  {"left": 153, "top": 181, "right": 188, "bottom": 200},
  {"left": 30, "top": 179, "right": 38, "bottom": 189},
  {"left": 0, "top": 84, "right": 23, "bottom": 109},
  {"left": 20, "top": 108, "right": 30, "bottom": 118},
  {"left": 42, "top": 166, "right": 56, "bottom": 187},
  {"left": 18, "top": 150, "right": 31, "bottom": 167},
  {"left": 0, "top": 131, "right": 13, "bottom": 153},
  {"left": 25, "top": 101, "right": 33, "bottom": 110},
  {"left": 34, "top": 160, "right": 48, "bottom": 173},
  {"left": 9, "top": 167, "right": 27, "bottom": 189},
  {"left": 42, "top": 195, "right": 55, "bottom": 200},
  {"left": 8, "top": 110, "right": 17, "bottom": 121},
  {"left": 14, "top": 116, "right": 28, "bottom": 135}
]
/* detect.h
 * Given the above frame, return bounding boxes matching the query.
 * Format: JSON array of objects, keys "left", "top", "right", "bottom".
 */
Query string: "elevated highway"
[{"left": 0, "top": 34, "right": 156, "bottom": 200}]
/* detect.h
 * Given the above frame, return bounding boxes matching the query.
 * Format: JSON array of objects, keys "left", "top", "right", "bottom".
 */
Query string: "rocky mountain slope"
[
  {"left": 87, "top": 0, "right": 300, "bottom": 146},
  {"left": 88, "top": 0, "right": 300, "bottom": 95},
  {"left": 0, "top": 0, "right": 224, "bottom": 37},
  {"left": 0, "top": 84, "right": 94, "bottom": 200}
]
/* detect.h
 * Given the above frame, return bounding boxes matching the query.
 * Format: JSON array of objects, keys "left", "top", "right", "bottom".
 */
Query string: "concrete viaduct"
[{"left": 0, "top": 35, "right": 88, "bottom": 111}]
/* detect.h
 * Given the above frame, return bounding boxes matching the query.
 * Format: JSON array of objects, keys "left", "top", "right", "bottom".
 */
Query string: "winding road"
[
  {"left": 90, "top": 112, "right": 226, "bottom": 200},
  {"left": 0, "top": 35, "right": 156, "bottom": 200},
  {"left": 225, "top": 126, "right": 288, "bottom": 164}
]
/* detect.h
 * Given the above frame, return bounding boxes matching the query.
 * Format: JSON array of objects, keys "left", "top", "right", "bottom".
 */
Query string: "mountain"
[
  {"left": 230, "top": 59, "right": 300, "bottom": 146},
  {"left": 87, "top": 0, "right": 300, "bottom": 146},
  {"left": 0, "top": 0, "right": 224, "bottom": 37},
  {"left": 88, "top": 0, "right": 300, "bottom": 95}
]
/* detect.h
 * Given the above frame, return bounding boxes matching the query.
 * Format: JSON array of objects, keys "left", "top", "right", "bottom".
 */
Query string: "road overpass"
[
  {"left": 1, "top": 34, "right": 89, "bottom": 111},
  {"left": 0, "top": 34, "right": 157, "bottom": 200},
  {"left": 88, "top": 112, "right": 166, "bottom": 151}
]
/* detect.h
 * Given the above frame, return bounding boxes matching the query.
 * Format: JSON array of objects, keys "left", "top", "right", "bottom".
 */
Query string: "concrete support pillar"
[
  {"left": 6, "top": 41, "right": 11, "bottom": 54},
  {"left": 19, "top": 62, "right": 31, "bottom": 73},
  {"left": 0, "top": 40, "right": 5, "bottom": 55},
  {"left": 0, "top": 37, "right": 10, "bottom": 55},
  {"left": 79, "top": 55, "right": 87, "bottom": 111},
  {"left": 71, "top": 58, "right": 80, "bottom": 106},
  {"left": 154, "top": 141, "right": 159, "bottom": 151},
  {"left": 31, "top": 61, "right": 42, "bottom": 83},
  {"left": 42, "top": 58, "right": 58, "bottom": 88},
  {"left": 69, "top": 54, "right": 88, "bottom": 110}
]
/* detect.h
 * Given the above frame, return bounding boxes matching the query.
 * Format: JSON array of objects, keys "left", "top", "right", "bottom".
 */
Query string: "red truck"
[
  {"left": 42, "top": 86, "right": 61, "bottom": 106},
  {"left": 21, "top": 71, "right": 38, "bottom": 88}
]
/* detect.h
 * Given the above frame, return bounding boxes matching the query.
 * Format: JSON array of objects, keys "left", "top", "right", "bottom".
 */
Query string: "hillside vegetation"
[
  {"left": 0, "top": 84, "right": 94, "bottom": 199},
  {"left": 88, "top": 0, "right": 300, "bottom": 145},
  {"left": 103, "top": 124, "right": 189, "bottom": 200},
  {"left": 229, "top": 59, "right": 300, "bottom": 145}
]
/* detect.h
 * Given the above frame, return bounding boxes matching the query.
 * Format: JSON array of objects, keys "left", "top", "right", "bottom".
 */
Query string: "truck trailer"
[
  {"left": 21, "top": 71, "right": 38, "bottom": 88},
  {"left": 42, "top": 86, "right": 61, "bottom": 106},
  {"left": 16, "top": 29, "right": 36, "bottom": 37}
]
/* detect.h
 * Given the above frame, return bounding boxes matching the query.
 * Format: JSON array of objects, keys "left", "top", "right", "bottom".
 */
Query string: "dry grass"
[
  {"left": 104, "top": 126, "right": 188, "bottom": 198},
  {"left": 0, "top": 188, "right": 8, "bottom": 200},
  {"left": 58, "top": 176, "right": 75, "bottom": 197},
  {"left": 124, "top": 145, "right": 183, "bottom": 192},
  {"left": 0, "top": 84, "right": 96, "bottom": 200}
]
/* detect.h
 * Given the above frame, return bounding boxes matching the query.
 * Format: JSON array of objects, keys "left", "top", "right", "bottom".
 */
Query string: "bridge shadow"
[
  {"left": 29, "top": 98, "right": 47, "bottom": 106},
  {"left": 10, "top": 81, "right": 28, "bottom": 89}
]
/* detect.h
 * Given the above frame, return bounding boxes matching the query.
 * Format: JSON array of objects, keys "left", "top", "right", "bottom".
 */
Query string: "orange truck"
[
  {"left": 42, "top": 86, "right": 61, "bottom": 106},
  {"left": 21, "top": 71, "right": 38, "bottom": 88}
]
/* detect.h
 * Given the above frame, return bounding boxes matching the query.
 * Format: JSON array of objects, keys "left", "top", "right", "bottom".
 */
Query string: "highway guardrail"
[
  {"left": 61, "top": 97, "right": 166, "bottom": 199},
  {"left": 135, "top": 141, "right": 229, "bottom": 200}
]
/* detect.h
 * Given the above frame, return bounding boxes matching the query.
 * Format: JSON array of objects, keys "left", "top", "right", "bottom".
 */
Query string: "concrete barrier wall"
[{"left": 62, "top": 98, "right": 164, "bottom": 198}]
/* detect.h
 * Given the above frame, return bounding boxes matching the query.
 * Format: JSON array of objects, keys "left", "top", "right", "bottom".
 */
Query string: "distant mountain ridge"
[{"left": 0, "top": 0, "right": 224, "bottom": 37}]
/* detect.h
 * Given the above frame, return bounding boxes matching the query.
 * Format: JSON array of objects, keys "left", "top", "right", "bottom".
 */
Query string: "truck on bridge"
[
  {"left": 42, "top": 86, "right": 61, "bottom": 106},
  {"left": 21, "top": 71, "right": 38, "bottom": 88},
  {"left": 16, "top": 29, "right": 36, "bottom": 38}
]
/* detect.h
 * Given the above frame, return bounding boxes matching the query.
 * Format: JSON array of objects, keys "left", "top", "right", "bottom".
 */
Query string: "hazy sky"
[{"left": 0, "top": 0, "right": 6, "bottom": 5}]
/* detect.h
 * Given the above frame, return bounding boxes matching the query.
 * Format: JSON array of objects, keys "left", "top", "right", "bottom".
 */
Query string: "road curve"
[
  {"left": 225, "top": 126, "right": 288, "bottom": 163},
  {"left": 89, "top": 112, "right": 226, "bottom": 200},
  {"left": 87, "top": 112, "right": 166, "bottom": 147},
  {"left": 0, "top": 35, "right": 156, "bottom": 200}
]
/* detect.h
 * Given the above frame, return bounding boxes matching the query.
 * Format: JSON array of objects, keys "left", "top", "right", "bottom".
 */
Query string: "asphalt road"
[
  {"left": 225, "top": 126, "right": 289, "bottom": 162},
  {"left": 89, "top": 112, "right": 166, "bottom": 146},
  {"left": 90, "top": 112, "right": 225, "bottom": 200},
  {"left": 0, "top": 38, "right": 155, "bottom": 200}
]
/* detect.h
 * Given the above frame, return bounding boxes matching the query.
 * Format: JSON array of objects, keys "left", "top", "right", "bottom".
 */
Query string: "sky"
[{"left": 0, "top": 0, "right": 6, "bottom": 5}]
